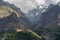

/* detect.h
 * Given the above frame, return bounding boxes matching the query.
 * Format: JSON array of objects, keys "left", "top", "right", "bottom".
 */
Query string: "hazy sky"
[{"left": 3, "top": 0, "right": 60, "bottom": 13}]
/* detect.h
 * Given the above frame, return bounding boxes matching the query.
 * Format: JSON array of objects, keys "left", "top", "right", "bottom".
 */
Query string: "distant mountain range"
[
  {"left": 25, "top": 5, "right": 47, "bottom": 24},
  {"left": 29, "top": 2, "right": 60, "bottom": 40},
  {"left": 31, "top": 2, "right": 60, "bottom": 32}
]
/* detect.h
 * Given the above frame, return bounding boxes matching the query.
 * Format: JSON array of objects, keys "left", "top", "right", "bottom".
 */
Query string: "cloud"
[
  {"left": 35, "top": 0, "right": 46, "bottom": 5},
  {"left": 4, "top": 0, "right": 38, "bottom": 13},
  {"left": 4, "top": 0, "right": 13, "bottom": 3},
  {"left": 3, "top": 0, "right": 60, "bottom": 13}
]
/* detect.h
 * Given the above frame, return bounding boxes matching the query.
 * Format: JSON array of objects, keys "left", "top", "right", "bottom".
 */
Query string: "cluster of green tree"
[
  {"left": 54, "top": 27, "right": 60, "bottom": 40},
  {"left": 4, "top": 31, "right": 42, "bottom": 40}
]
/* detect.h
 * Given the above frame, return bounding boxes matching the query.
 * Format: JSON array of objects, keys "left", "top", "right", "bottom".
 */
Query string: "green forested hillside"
[{"left": 4, "top": 30, "right": 42, "bottom": 40}]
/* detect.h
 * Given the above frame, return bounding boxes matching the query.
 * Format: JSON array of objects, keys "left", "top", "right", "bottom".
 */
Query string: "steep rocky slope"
[
  {"left": 31, "top": 3, "right": 60, "bottom": 31},
  {"left": 0, "top": 0, "right": 31, "bottom": 31}
]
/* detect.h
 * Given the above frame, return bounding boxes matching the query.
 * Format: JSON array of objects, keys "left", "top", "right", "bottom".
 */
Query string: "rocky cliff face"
[
  {"left": 0, "top": 0, "right": 31, "bottom": 31},
  {"left": 8, "top": 3, "right": 31, "bottom": 26},
  {"left": 0, "top": 10, "right": 30, "bottom": 31}
]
